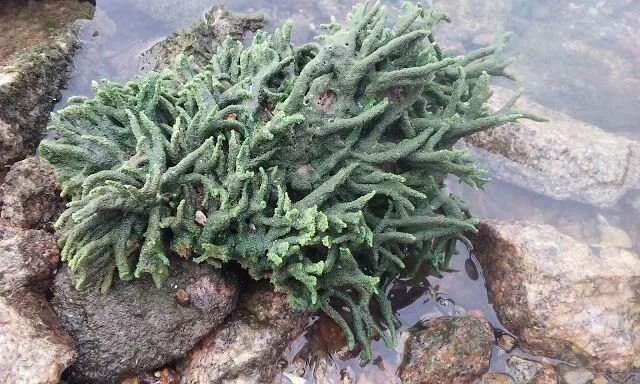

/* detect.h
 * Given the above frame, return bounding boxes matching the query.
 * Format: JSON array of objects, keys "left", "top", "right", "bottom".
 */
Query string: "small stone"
[
  {"left": 160, "top": 368, "right": 180, "bottom": 384},
  {"left": 195, "top": 210, "right": 207, "bottom": 225},
  {"left": 506, "top": 356, "right": 557, "bottom": 384},
  {"left": 175, "top": 289, "right": 191, "bottom": 306},
  {"left": 556, "top": 364, "right": 595, "bottom": 384},
  {"left": 590, "top": 374, "right": 609, "bottom": 384},
  {"left": 497, "top": 333, "right": 518, "bottom": 352},
  {"left": 482, "top": 372, "right": 516, "bottom": 384}
]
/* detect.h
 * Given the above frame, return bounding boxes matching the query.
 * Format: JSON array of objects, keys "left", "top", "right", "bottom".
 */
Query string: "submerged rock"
[
  {"left": 0, "top": 0, "right": 94, "bottom": 172},
  {"left": 52, "top": 262, "right": 238, "bottom": 383},
  {"left": 399, "top": 317, "right": 495, "bottom": 384},
  {"left": 0, "top": 157, "right": 64, "bottom": 230},
  {"left": 143, "top": 5, "right": 264, "bottom": 71},
  {"left": 505, "top": 356, "right": 558, "bottom": 384},
  {"left": 482, "top": 373, "right": 517, "bottom": 384},
  {"left": 0, "top": 225, "right": 59, "bottom": 296},
  {"left": 464, "top": 87, "right": 640, "bottom": 210},
  {"left": 0, "top": 289, "right": 76, "bottom": 384},
  {"left": 473, "top": 220, "right": 640, "bottom": 376},
  {"left": 178, "top": 281, "right": 310, "bottom": 384}
]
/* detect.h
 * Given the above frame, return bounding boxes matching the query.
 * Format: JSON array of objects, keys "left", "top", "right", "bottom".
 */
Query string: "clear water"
[{"left": 54, "top": 0, "right": 639, "bottom": 382}]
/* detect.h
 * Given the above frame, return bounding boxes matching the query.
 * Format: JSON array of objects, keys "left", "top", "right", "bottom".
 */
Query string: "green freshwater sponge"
[{"left": 40, "top": 1, "right": 535, "bottom": 361}]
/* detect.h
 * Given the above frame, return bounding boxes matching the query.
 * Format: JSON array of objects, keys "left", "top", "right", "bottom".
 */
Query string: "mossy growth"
[{"left": 40, "top": 1, "right": 537, "bottom": 362}]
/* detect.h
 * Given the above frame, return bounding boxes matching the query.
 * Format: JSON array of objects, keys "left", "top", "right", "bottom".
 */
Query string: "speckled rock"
[
  {"left": 0, "top": 289, "right": 76, "bottom": 384},
  {"left": 556, "top": 364, "right": 595, "bottom": 384},
  {"left": 473, "top": 220, "right": 640, "bottom": 375},
  {"left": 0, "top": 157, "right": 64, "bottom": 230},
  {"left": 178, "top": 282, "right": 310, "bottom": 384},
  {"left": 399, "top": 317, "right": 495, "bottom": 384},
  {"left": 463, "top": 87, "right": 640, "bottom": 209},
  {"left": 0, "top": 1, "right": 94, "bottom": 172},
  {"left": 482, "top": 372, "right": 517, "bottom": 384},
  {"left": 506, "top": 356, "right": 558, "bottom": 384},
  {"left": 0, "top": 225, "right": 59, "bottom": 296},
  {"left": 52, "top": 262, "right": 239, "bottom": 383}
]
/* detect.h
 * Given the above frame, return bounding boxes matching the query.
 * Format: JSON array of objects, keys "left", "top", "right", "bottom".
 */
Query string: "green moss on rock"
[{"left": 39, "top": 1, "right": 534, "bottom": 362}]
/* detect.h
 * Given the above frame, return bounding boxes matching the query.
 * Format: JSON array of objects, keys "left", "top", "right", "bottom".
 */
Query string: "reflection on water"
[{"left": 56, "top": 0, "right": 639, "bottom": 382}]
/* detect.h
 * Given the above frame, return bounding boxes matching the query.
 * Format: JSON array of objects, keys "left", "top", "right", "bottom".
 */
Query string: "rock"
[
  {"left": 0, "top": 1, "right": 94, "bottom": 172},
  {"left": 593, "top": 215, "right": 633, "bottom": 249},
  {"left": 556, "top": 364, "right": 595, "bottom": 384},
  {"left": 506, "top": 356, "right": 558, "bottom": 384},
  {"left": 482, "top": 373, "right": 516, "bottom": 384},
  {"left": 178, "top": 281, "right": 310, "bottom": 384},
  {"left": 52, "top": 262, "right": 238, "bottom": 383},
  {"left": 399, "top": 317, "right": 495, "bottom": 384},
  {"left": 590, "top": 374, "right": 609, "bottom": 384},
  {"left": 473, "top": 220, "right": 640, "bottom": 375},
  {"left": 497, "top": 333, "right": 518, "bottom": 352},
  {"left": 0, "top": 289, "right": 76, "bottom": 384},
  {"left": 464, "top": 87, "right": 640, "bottom": 209},
  {"left": 0, "top": 225, "right": 59, "bottom": 296},
  {"left": 142, "top": 5, "right": 264, "bottom": 72},
  {"left": 0, "top": 157, "right": 64, "bottom": 230}
]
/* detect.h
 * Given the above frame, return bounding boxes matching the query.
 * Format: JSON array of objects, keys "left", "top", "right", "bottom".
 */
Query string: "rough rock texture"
[
  {"left": 178, "top": 282, "right": 310, "bottom": 384},
  {"left": 52, "top": 262, "right": 239, "bottom": 383},
  {"left": 0, "top": 156, "right": 64, "bottom": 230},
  {"left": 143, "top": 5, "right": 264, "bottom": 71},
  {"left": 399, "top": 317, "right": 495, "bottom": 384},
  {"left": 0, "top": 289, "right": 76, "bottom": 384},
  {"left": 0, "top": 1, "right": 95, "bottom": 172},
  {"left": 505, "top": 356, "right": 558, "bottom": 384},
  {"left": 0, "top": 225, "right": 60, "bottom": 296},
  {"left": 464, "top": 87, "right": 640, "bottom": 209},
  {"left": 482, "top": 373, "right": 517, "bottom": 384},
  {"left": 473, "top": 220, "right": 640, "bottom": 375}
]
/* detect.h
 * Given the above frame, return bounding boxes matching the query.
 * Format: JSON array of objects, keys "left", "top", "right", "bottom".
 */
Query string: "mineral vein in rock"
[{"left": 39, "top": 1, "right": 534, "bottom": 361}]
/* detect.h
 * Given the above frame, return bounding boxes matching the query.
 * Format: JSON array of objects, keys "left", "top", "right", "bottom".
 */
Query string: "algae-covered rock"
[
  {"left": 0, "top": 0, "right": 95, "bottom": 172},
  {"left": 0, "top": 156, "right": 65, "bottom": 230},
  {"left": 52, "top": 263, "right": 239, "bottom": 383},
  {"left": 399, "top": 316, "right": 495, "bottom": 384}
]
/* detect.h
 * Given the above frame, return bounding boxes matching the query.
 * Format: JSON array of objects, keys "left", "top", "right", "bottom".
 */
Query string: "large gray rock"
[
  {"left": 52, "top": 262, "right": 239, "bottom": 383},
  {"left": 0, "top": 156, "right": 64, "bottom": 230},
  {"left": 0, "top": 289, "right": 76, "bottom": 384},
  {"left": 473, "top": 220, "right": 640, "bottom": 376},
  {"left": 178, "top": 282, "right": 310, "bottom": 384},
  {"left": 464, "top": 87, "right": 640, "bottom": 209},
  {"left": 0, "top": 225, "right": 59, "bottom": 296},
  {"left": 399, "top": 317, "right": 495, "bottom": 384},
  {"left": 0, "top": 1, "right": 94, "bottom": 172}
]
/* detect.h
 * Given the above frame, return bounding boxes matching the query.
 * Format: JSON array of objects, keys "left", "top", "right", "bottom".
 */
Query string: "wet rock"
[
  {"left": 0, "top": 225, "right": 59, "bottom": 296},
  {"left": 0, "top": 289, "right": 76, "bottom": 384},
  {"left": 556, "top": 364, "right": 595, "bottom": 384},
  {"left": 52, "top": 262, "right": 238, "bottom": 383},
  {"left": 464, "top": 87, "right": 640, "bottom": 210},
  {"left": 497, "top": 333, "right": 518, "bottom": 353},
  {"left": 482, "top": 373, "right": 517, "bottom": 384},
  {"left": 399, "top": 317, "right": 495, "bottom": 384},
  {"left": 0, "top": 1, "right": 94, "bottom": 172},
  {"left": 473, "top": 220, "right": 640, "bottom": 375},
  {"left": 143, "top": 5, "right": 264, "bottom": 72},
  {"left": 506, "top": 356, "right": 558, "bottom": 384},
  {"left": 0, "top": 157, "right": 64, "bottom": 230},
  {"left": 178, "top": 281, "right": 310, "bottom": 384}
]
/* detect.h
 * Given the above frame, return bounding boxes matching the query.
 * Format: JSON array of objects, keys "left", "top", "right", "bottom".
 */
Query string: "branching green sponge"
[{"left": 40, "top": 1, "right": 537, "bottom": 362}]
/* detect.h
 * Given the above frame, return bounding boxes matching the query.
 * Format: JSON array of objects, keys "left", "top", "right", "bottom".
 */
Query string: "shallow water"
[{"left": 51, "top": 0, "right": 639, "bottom": 382}]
